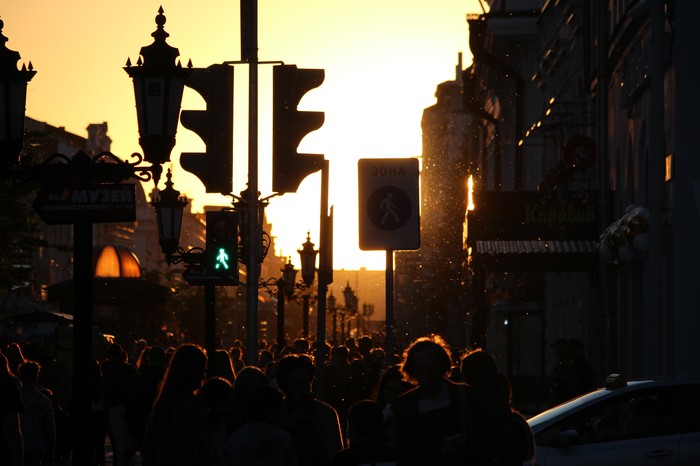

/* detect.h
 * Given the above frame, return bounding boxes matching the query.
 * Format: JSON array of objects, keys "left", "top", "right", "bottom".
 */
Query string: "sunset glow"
[{"left": 3, "top": 0, "right": 481, "bottom": 270}]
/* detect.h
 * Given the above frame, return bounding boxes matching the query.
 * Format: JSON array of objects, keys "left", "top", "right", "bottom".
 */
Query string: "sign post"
[{"left": 358, "top": 158, "right": 420, "bottom": 361}]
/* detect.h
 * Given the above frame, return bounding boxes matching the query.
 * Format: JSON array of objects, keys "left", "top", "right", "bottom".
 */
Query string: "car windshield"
[{"left": 527, "top": 389, "right": 609, "bottom": 426}]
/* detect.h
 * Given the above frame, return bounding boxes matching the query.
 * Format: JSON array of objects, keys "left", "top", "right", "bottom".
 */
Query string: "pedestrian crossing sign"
[{"left": 358, "top": 158, "right": 420, "bottom": 251}]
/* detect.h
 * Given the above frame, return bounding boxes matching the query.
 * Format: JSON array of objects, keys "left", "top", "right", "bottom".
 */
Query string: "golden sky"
[{"left": 4, "top": 0, "right": 482, "bottom": 270}]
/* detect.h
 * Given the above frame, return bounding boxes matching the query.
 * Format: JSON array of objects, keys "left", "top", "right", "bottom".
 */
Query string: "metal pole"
[
  {"left": 302, "top": 294, "right": 310, "bottom": 339},
  {"left": 245, "top": 0, "right": 260, "bottom": 366},
  {"left": 647, "top": 0, "right": 665, "bottom": 375},
  {"left": 276, "top": 284, "right": 286, "bottom": 354},
  {"left": 72, "top": 222, "right": 92, "bottom": 465},
  {"left": 332, "top": 308, "right": 337, "bottom": 344},
  {"left": 385, "top": 249, "right": 394, "bottom": 364},
  {"left": 204, "top": 283, "right": 216, "bottom": 354},
  {"left": 315, "top": 160, "right": 330, "bottom": 370}
]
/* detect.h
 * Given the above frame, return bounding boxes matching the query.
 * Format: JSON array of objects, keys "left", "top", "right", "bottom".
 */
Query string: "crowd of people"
[{"left": 1, "top": 333, "right": 538, "bottom": 466}]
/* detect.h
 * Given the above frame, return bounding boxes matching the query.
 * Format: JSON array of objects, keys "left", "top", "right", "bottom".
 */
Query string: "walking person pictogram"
[
  {"left": 215, "top": 248, "right": 230, "bottom": 270},
  {"left": 380, "top": 192, "right": 400, "bottom": 225}
]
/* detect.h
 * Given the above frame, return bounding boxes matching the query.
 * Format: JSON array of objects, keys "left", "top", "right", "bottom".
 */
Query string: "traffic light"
[
  {"left": 206, "top": 210, "right": 239, "bottom": 285},
  {"left": 272, "top": 64, "right": 325, "bottom": 193},
  {"left": 180, "top": 64, "right": 233, "bottom": 194}
]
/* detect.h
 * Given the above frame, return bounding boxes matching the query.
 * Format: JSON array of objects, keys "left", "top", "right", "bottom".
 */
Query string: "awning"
[{"left": 471, "top": 240, "right": 597, "bottom": 271}]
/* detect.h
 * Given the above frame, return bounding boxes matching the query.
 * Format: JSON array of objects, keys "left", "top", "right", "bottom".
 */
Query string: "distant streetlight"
[{"left": 298, "top": 232, "right": 318, "bottom": 338}]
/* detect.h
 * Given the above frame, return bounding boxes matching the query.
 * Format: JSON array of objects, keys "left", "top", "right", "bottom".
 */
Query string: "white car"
[{"left": 526, "top": 374, "right": 700, "bottom": 466}]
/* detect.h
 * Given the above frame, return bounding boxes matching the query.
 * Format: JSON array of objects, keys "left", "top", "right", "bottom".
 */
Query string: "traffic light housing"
[
  {"left": 206, "top": 210, "right": 239, "bottom": 285},
  {"left": 180, "top": 64, "right": 234, "bottom": 194},
  {"left": 272, "top": 64, "right": 325, "bottom": 193}
]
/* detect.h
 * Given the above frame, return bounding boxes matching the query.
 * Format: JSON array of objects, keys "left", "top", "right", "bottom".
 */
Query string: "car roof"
[{"left": 527, "top": 375, "right": 700, "bottom": 430}]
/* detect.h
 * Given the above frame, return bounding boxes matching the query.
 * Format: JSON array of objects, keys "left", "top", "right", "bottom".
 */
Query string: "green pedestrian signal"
[
  {"left": 215, "top": 247, "right": 231, "bottom": 270},
  {"left": 206, "top": 211, "right": 239, "bottom": 285}
]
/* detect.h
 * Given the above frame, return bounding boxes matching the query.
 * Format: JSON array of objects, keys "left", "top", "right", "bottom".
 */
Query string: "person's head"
[
  {"left": 258, "top": 349, "right": 274, "bottom": 369},
  {"left": 461, "top": 349, "right": 511, "bottom": 417},
  {"left": 230, "top": 346, "right": 243, "bottom": 360},
  {"left": 400, "top": 335, "right": 452, "bottom": 388},
  {"left": 18, "top": 360, "right": 41, "bottom": 386},
  {"left": 208, "top": 349, "right": 236, "bottom": 383},
  {"left": 147, "top": 345, "right": 166, "bottom": 368},
  {"left": 275, "top": 354, "right": 315, "bottom": 402},
  {"left": 331, "top": 345, "right": 350, "bottom": 365},
  {"left": 375, "top": 365, "right": 414, "bottom": 406},
  {"left": 200, "top": 376, "right": 234, "bottom": 422},
  {"left": 293, "top": 338, "right": 310, "bottom": 354},
  {"left": 460, "top": 349, "right": 500, "bottom": 388},
  {"left": 358, "top": 336, "right": 373, "bottom": 355},
  {"left": 232, "top": 366, "right": 270, "bottom": 409},
  {"left": 158, "top": 344, "right": 208, "bottom": 402},
  {"left": 345, "top": 337, "right": 357, "bottom": 352},
  {"left": 107, "top": 343, "right": 125, "bottom": 362}
]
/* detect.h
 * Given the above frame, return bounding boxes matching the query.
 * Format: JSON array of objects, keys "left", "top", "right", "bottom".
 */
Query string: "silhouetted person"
[
  {"left": 142, "top": 344, "right": 214, "bottom": 466},
  {"left": 41, "top": 388, "right": 72, "bottom": 465},
  {"left": 258, "top": 349, "right": 275, "bottom": 372},
  {"left": 225, "top": 385, "right": 299, "bottom": 465},
  {"left": 548, "top": 338, "right": 576, "bottom": 405},
  {"left": 207, "top": 349, "right": 236, "bottom": 385},
  {"left": 389, "top": 335, "right": 482, "bottom": 466},
  {"left": 199, "top": 377, "right": 234, "bottom": 466},
  {"left": 568, "top": 339, "right": 596, "bottom": 397},
  {"left": 323, "top": 345, "right": 353, "bottom": 435},
  {"left": 90, "top": 357, "right": 107, "bottom": 466},
  {"left": 332, "top": 400, "right": 396, "bottom": 466},
  {"left": 228, "top": 347, "right": 245, "bottom": 375},
  {"left": 229, "top": 366, "right": 271, "bottom": 435},
  {"left": 353, "top": 336, "right": 382, "bottom": 401},
  {"left": 5, "top": 342, "right": 26, "bottom": 375},
  {"left": 101, "top": 343, "right": 136, "bottom": 466},
  {"left": 126, "top": 346, "right": 166, "bottom": 458},
  {"left": 0, "top": 350, "right": 24, "bottom": 466},
  {"left": 293, "top": 338, "right": 310, "bottom": 355},
  {"left": 276, "top": 354, "right": 344, "bottom": 466},
  {"left": 460, "top": 349, "right": 533, "bottom": 465},
  {"left": 500, "top": 373, "right": 535, "bottom": 466},
  {"left": 18, "top": 360, "right": 55, "bottom": 466},
  {"left": 374, "top": 365, "right": 414, "bottom": 450}
]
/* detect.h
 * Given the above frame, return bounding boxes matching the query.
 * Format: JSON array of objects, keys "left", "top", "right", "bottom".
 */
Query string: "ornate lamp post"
[
  {"left": 124, "top": 6, "right": 191, "bottom": 185},
  {"left": 298, "top": 231, "right": 318, "bottom": 338},
  {"left": 259, "top": 257, "right": 301, "bottom": 354},
  {"left": 0, "top": 10, "right": 188, "bottom": 464},
  {"left": 342, "top": 281, "right": 358, "bottom": 338}
]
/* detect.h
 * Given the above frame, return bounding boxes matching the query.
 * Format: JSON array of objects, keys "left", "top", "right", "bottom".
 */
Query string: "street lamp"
[
  {"left": 124, "top": 6, "right": 191, "bottom": 185},
  {"left": 0, "top": 18, "right": 36, "bottom": 173},
  {"left": 342, "top": 281, "right": 358, "bottom": 338},
  {"left": 298, "top": 231, "right": 318, "bottom": 338},
  {"left": 150, "top": 169, "right": 191, "bottom": 264},
  {"left": 259, "top": 257, "right": 301, "bottom": 354}
]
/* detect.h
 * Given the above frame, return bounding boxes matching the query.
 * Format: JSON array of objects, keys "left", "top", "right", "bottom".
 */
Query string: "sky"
[{"left": 3, "top": 0, "right": 483, "bottom": 270}]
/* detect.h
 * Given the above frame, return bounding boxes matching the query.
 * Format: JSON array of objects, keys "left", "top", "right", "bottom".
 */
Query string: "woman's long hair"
[{"left": 150, "top": 344, "right": 207, "bottom": 425}]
